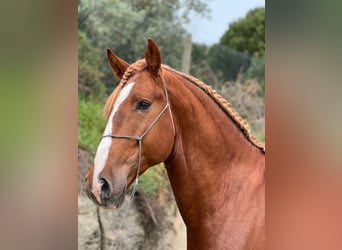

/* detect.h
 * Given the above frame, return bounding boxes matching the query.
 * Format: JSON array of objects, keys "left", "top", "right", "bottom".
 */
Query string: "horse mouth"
[
  {"left": 107, "top": 187, "right": 127, "bottom": 208},
  {"left": 86, "top": 186, "right": 126, "bottom": 209}
]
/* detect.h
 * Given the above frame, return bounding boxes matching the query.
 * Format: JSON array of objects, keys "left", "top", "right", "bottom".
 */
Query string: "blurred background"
[{"left": 77, "top": 0, "right": 265, "bottom": 249}]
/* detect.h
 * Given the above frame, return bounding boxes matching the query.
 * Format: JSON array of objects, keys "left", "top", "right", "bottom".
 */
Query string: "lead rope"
[
  {"left": 129, "top": 138, "right": 142, "bottom": 200},
  {"left": 102, "top": 77, "right": 175, "bottom": 202}
]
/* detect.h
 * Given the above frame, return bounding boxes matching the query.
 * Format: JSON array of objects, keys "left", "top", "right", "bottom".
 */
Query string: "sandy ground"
[
  {"left": 170, "top": 210, "right": 187, "bottom": 250},
  {"left": 78, "top": 148, "right": 187, "bottom": 249}
]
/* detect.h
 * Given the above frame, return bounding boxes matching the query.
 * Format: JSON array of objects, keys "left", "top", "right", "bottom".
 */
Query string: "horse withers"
[{"left": 86, "top": 38, "right": 265, "bottom": 249}]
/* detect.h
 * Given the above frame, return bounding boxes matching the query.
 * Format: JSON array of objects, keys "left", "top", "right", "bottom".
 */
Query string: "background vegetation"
[
  {"left": 220, "top": 7, "right": 265, "bottom": 57},
  {"left": 78, "top": 0, "right": 265, "bottom": 198}
]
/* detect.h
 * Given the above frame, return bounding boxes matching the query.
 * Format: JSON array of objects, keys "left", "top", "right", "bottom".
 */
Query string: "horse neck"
[{"left": 164, "top": 70, "right": 265, "bottom": 238}]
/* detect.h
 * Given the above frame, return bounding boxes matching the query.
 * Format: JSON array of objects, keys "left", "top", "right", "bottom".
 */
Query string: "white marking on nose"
[{"left": 92, "top": 82, "right": 135, "bottom": 198}]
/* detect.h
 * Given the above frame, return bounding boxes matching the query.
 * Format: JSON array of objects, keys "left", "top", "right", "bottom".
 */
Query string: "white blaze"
[{"left": 92, "top": 82, "right": 135, "bottom": 192}]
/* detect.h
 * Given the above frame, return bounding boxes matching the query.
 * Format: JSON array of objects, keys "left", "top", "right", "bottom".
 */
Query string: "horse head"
[{"left": 85, "top": 38, "right": 175, "bottom": 208}]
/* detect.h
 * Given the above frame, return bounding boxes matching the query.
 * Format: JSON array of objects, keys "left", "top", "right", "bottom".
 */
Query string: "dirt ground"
[
  {"left": 170, "top": 210, "right": 187, "bottom": 250},
  {"left": 78, "top": 148, "right": 186, "bottom": 250}
]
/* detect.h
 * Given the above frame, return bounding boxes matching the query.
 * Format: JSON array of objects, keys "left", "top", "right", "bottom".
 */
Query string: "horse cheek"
[{"left": 145, "top": 135, "right": 169, "bottom": 165}]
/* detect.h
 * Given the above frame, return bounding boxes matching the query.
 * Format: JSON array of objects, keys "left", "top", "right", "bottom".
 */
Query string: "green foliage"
[
  {"left": 190, "top": 43, "right": 252, "bottom": 86},
  {"left": 78, "top": 0, "right": 209, "bottom": 94},
  {"left": 78, "top": 95, "right": 105, "bottom": 155},
  {"left": 220, "top": 7, "right": 265, "bottom": 57},
  {"left": 189, "top": 43, "right": 215, "bottom": 86},
  {"left": 78, "top": 31, "right": 106, "bottom": 98},
  {"left": 137, "top": 164, "right": 168, "bottom": 198},
  {"left": 242, "top": 57, "right": 265, "bottom": 95},
  {"left": 191, "top": 43, "right": 208, "bottom": 64},
  {"left": 207, "top": 44, "right": 251, "bottom": 82}
]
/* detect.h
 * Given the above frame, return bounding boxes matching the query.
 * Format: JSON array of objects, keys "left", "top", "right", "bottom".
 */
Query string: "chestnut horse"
[{"left": 86, "top": 38, "right": 265, "bottom": 249}]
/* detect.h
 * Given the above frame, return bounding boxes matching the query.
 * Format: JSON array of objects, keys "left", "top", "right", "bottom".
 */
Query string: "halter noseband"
[{"left": 102, "top": 77, "right": 175, "bottom": 201}]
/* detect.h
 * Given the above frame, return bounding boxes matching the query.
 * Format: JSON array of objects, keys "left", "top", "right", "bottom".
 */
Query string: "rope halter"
[{"left": 102, "top": 77, "right": 175, "bottom": 201}]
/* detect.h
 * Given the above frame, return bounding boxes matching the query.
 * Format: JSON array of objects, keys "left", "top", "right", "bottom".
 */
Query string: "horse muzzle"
[{"left": 86, "top": 175, "right": 127, "bottom": 209}]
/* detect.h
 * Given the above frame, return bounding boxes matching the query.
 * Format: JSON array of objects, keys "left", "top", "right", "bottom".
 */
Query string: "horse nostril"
[{"left": 99, "top": 178, "right": 112, "bottom": 200}]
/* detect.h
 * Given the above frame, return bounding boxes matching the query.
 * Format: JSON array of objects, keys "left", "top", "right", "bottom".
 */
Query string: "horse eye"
[{"left": 136, "top": 100, "right": 151, "bottom": 110}]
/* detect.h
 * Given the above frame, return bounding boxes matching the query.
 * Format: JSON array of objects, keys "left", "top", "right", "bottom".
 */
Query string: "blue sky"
[{"left": 185, "top": 0, "right": 265, "bottom": 45}]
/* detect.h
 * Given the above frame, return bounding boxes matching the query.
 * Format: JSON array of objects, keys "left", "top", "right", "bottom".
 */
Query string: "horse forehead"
[
  {"left": 115, "top": 82, "right": 135, "bottom": 108},
  {"left": 129, "top": 72, "right": 163, "bottom": 95},
  {"left": 130, "top": 71, "right": 156, "bottom": 85}
]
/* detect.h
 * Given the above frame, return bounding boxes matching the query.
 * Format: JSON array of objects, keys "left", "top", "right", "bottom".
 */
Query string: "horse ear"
[
  {"left": 107, "top": 48, "right": 129, "bottom": 79},
  {"left": 145, "top": 38, "right": 161, "bottom": 76}
]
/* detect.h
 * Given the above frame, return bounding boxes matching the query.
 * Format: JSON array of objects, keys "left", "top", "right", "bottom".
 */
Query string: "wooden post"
[{"left": 181, "top": 33, "right": 192, "bottom": 74}]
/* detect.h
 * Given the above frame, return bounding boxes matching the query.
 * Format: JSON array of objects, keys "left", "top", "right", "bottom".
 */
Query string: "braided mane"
[
  {"left": 104, "top": 60, "right": 265, "bottom": 153},
  {"left": 163, "top": 65, "right": 265, "bottom": 153}
]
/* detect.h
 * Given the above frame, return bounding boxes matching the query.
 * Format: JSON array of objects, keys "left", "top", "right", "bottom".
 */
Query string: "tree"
[
  {"left": 207, "top": 44, "right": 251, "bottom": 82},
  {"left": 78, "top": 0, "right": 209, "bottom": 94},
  {"left": 220, "top": 7, "right": 265, "bottom": 57},
  {"left": 242, "top": 57, "right": 265, "bottom": 95},
  {"left": 78, "top": 31, "right": 105, "bottom": 99},
  {"left": 190, "top": 43, "right": 252, "bottom": 86}
]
